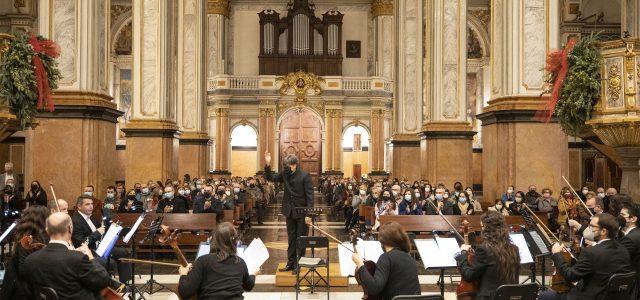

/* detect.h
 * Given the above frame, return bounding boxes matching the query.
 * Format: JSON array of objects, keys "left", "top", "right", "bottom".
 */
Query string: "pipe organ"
[{"left": 258, "top": 0, "right": 344, "bottom": 76}]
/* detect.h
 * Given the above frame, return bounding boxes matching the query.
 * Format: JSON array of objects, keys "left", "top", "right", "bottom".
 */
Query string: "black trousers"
[
  {"left": 97, "top": 247, "right": 132, "bottom": 283},
  {"left": 256, "top": 202, "right": 266, "bottom": 223},
  {"left": 285, "top": 216, "right": 308, "bottom": 266}
]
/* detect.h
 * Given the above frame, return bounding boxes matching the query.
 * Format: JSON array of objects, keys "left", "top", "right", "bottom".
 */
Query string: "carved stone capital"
[
  {"left": 259, "top": 108, "right": 275, "bottom": 117},
  {"left": 326, "top": 109, "right": 343, "bottom": 118},
  {"left": 371, "top": 0, "right": 394, "bottom": 18},
  {"left": 213, "top": 108, "right": 229, "bottom": 117},
  {"left": 207, "top": 0, "right": 230, "bottom": 17}
]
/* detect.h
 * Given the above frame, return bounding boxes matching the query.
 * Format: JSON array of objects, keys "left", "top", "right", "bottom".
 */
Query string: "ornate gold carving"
[
  {"left": 277, "top": 70, "right": 325, "bottom": 105},
  {"left": 14, "top": 0, "right": 25, "bottom": 9},
  {"left": 259, "top": 108, "right": 274, "bottom": 117},
  {"left": 207, "top": 0, "right": 230, "bottom": 17},
  {"left": 608, "top": 65, "right": 622, "bottom": 106},
  {"left": 371, "top": 0, "right": 393, "bottom": 17},
  {"left": 307, "top": 102, "right": 325, "bottom": 115},
  {"left": 213, "top": 108, "right": 229, "bottom": 117},
  {"left": 371, "top": 109, "right": 386, "bottom": 118},
  {"left": 326, "top": 109, "right": 343, "bottom": 118}
]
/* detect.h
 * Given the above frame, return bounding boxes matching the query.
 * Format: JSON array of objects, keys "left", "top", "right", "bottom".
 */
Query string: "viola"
[
  {"left": 351, "top": 231, "right": 380, "bottom": 300},
  {"left": 456, "top": 219, "right": 480, "bottom": 300}
]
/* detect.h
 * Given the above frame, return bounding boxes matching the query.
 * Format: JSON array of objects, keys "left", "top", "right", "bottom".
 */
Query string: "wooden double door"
[{"left": 279, "top": 108, "right": 322, "bottom": 184}]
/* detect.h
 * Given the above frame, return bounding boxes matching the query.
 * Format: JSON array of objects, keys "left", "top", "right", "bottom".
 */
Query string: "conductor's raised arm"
[{"left": 263, "top": 151, "right": 283, "bottom": 182}]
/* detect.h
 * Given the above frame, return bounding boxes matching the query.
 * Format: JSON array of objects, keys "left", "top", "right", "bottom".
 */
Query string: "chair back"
[
  {"left": 494, "top": 283, "right": 539, "bottom": 300},
  {"left": 391, "top": 295, "right": 443, "bottom": 300},
  {"left": 34, "top": 287, "right": 58, "bottom": 300},
  {"left": 603, "top": 272, "right": 637, "bottom": 300},
  {"left": 297, "top": 236, "right": 329, "bottom": 255}
]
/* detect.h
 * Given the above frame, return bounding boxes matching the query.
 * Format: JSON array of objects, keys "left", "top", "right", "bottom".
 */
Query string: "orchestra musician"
[
  {"left": 177, "top": 222, "right": 257, "bottom": 299},
  {"left": 263, "top": 151, "right": 313, "bottom": 274},
  {"left": 0, "top": 206, "right": 50, "bottom": 299},
  {"left": 619, "top": 201, "right": 640, "bottom": 296},
  {"left": 539, "top": 213, "right": 633, "bottom": 300},
  {"left": 50, "top": 198, "right": 69, "bottom": 214},
  {"left": 71, "top": 195, "right": 132, "bottom": 284},
  {"left": 22, "top": 212, "right": 113, "bottom": 299},
  {"left": 455, "top": 210, "right": 521, "bottom": 300},
  {"left": 351, "top": 221, "right": 421, "bottom": 300}
]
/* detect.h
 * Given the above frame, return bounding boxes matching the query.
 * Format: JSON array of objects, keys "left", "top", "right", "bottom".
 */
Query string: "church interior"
[{"left": 0, "top": 0, "right": 640, "bottom": 299}]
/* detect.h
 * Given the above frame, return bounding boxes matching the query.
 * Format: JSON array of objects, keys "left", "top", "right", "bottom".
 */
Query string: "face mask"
[
  {"left": 495, "top": 204, "right": 503, "bottom": 210},
  {"left": 127, "top": 195, "right": 136, "bottom": 201},
  {"left": 459, "top": 197, "right": 467, "bottom": 203},
  {"left": 404, "top": 195, "right": 412, "bottom": 201},
  {"left": 204, "top": 191, "right": 212, "bottom": 198},
  {"left": 582, "top": 190, "right": 589, "bottom": 195},
  {"left": 435, "top": 194, "right": 443, "bottom": 201},
  {"left": 425, "top": 187, "right": 431, "bottom": 192},
  {"left": 583, "top": 226, "right": 595, "bottom": 242},
  {"left": 178, "top": 190, "right": 186, "bottom": 196},
  {"left": 360, "top": 190, "right": 366, "bottom": 195},
  {"left": 597, "top": 193, "right": 605, "bottom": 198},
  {"left": 225, "top": 191, "right": 231, "bottom": 196},
  {"left": 515, "top": 197, "right": 523, "bottom": 203},
  {"left": 106, "top": 193, "right": 115, "bottom": 199},
  {"left": 234, "top": 188, "right": 240, "bottom": 193},
  {"left": 414, "top": 193, "right": 421, "bottom": 198},
  {"left": 142, "top": 188, "right": 150, "bottom": 194},
  {"left": 217, "top": 190, "right": 225, "bottom": 196},
  {"left": 31, "top": 185, "right": 38, "bottom": 191},
  {"left": 84, "top": 191, "right": 93, "bottom": 197},
  {"left": 392, "top": 191, "right": 398, "bottom": 196},
  {"left": 348, "top": 185, "right": 352, "bottom": 189},
  {"left": 444, "top": 194, "right": 449, "bottom": 199},
  {"left": 588, "top": 208, "right": 596, "bottom": 215},
  {"left": 185, "top": 189, "right": 190, "bottom": 194},
  {"left": 135, "top": 188, "right": 141, "bottom": 193},
  {"left": 285, "top": 166, "right": 293, "bottom": 174},
  {"left": 163, "top": 192, "right": 174, "bottom": 199},
  {"left": 249, "top": 184, "right": 255, "bottom": 188},
  {"left": 382, "top": 195, "right": 391, "bottom": 201}
]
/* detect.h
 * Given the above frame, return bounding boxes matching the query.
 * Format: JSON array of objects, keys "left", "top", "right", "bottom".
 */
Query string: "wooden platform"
[{"left": 274, "top": 263, "right": 349, "bottom": 287}]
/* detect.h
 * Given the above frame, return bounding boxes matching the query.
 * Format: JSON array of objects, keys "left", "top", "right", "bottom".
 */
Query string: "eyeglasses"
[{"left": 589, "top": 224, "right": 600, "bottom": 229}]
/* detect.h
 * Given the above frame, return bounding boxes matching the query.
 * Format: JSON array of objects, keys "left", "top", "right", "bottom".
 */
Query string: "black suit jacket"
[
  {"left": 71, "top": 212, "right": 102, "bottom": 249},
  {"left": 456, "top": 245, "right": 520, "bottom": 299},
  {"left": 620, "top": 227, "right": 640, "bottom": 284},
  {"left": 264, "top": 165, "right": 313, "bottom": 219},
  {"left": 552, "top": 239, "right": 633, "bottom": 299},
  {"left": 21, "top": 243, "right": 111, "bottom": 300},
  {"left": 357, "top": 248, "right": 421, "bottom": 300}
]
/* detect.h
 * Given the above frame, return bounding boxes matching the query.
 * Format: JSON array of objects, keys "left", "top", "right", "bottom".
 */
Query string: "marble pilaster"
[
  {"left": 206, "top": 0, "right": 229, "bottom": 76},
  {"left": 257, "top": 99, "right": 277, "bottom": 170},
  {"left": 372, "top": 0, "right": 394, "bottom": 79}
]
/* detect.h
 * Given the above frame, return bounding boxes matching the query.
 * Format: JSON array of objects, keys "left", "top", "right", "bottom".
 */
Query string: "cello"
[{"left": 158, "top": 225, "right": 195, "bottom": 300}]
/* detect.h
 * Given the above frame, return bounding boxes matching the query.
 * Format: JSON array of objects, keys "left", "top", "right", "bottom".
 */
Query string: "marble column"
[
  {"left": 420, "top": 0, "right": 474, "bottom": 187},
  {"left": 206, "top": 0, "right": 229, "bottom": 76},
  {"left": 623, "top": 0, "right": 640, "bottom": 37},
  {"left": 391, "top": 0, "right": 422, "bottom": 180},
  {"left": 25, "top": 0, "right": 120, "bottom": 201},
  {"left": 177, "top": 0, "right": 209, "bottom": 179},
  {"left": 324, "top": 106, "right": 344, "bottom": 175},
  {"left": 122, "top": 0, "right": 181, "bottom": 186},
  {"left": 372, "top": 0, "right": 394, "bottom": 79},
  {"left": 369, "top": 107, "right": 388, "bottom": 177},
  {"left": 257, "top": 99, "right": 276, "bottom": 171},
  {"left": 211, "top": 103, "right": 230, "bottom": 176},
  {"left": 477, "top": 0, "right": 568, "bottom": 203}
]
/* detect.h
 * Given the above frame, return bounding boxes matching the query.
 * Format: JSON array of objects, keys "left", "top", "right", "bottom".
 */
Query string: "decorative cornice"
[
  {"left": 389, "top": 134, "right": 420, "bottom": 146},
  {"left": 207, "top": 0, "right": 230, "bottom": 17},
  {"left": 121, "top": 119, "right": 182, "bottom": 138},
  {"left": 371, "top": 0, "right": 393, "bottom": 18},
  {"left": 420, "top": 122, "right": 476, "bottom": 140},
  {"left": 38, "top": 91, "right": 122, "bottom": 123}
]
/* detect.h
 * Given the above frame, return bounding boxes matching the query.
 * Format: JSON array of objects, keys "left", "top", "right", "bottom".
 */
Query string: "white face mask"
[
  {"left": 225, "top": 191, "right": 231, "bottom": 196},
  {"left": 84, "top": 191, "right": 93, "bottom": 197},
  {"left": 392, "top": 191, "right": 398, "bottom": 196},
  {"left": 404, "top": 195, "right": 412, "bottom": 201},
  {"left": 414, "top": 193, "right": 421, "bottom": 198},
  {"left": 495, "top": 204, "right": 503, "bottom": 210},
  {"left": 234, "top": 187, "right": 240, "bottom": 193},
  {"left": 359, "top": 190, "right": 366, "bottom": 195},
  {"left": 583, "top": 226, "right": 595, "bottom": 241}
]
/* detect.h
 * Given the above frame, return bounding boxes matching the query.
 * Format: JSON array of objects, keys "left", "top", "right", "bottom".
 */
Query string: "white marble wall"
[
  {"left": 40, "top": 0, "right": 110, "bottom": 94},
  {"left": 623, "top": 0, "right": 640, "bottom": 37},
  {"left": 178, "top": 0, "right": 206, "bottom": 133},
  {"left": 207, "top": 13, "right": 227, "bottom": 76},
  {"left": 395, "top": 0, "right": 423, "bottom": 133},
  {"left": 374, "top": 15, "right": 394, "bottom": 80}
]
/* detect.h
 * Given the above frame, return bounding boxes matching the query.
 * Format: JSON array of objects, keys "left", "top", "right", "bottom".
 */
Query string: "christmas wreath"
[
  {"left": 0, "top": 32, "right": 61, "bottom": 129},
  {"left": 539, "top": 33, "right": 602, "bottom": 136}
]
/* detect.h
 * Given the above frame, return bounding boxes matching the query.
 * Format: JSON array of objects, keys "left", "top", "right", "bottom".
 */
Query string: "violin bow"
[
  {"left": 523, "top": 204, "right": 576, "bottom": 259},
  {"left": 49, "top": 183, "right": 61, "bottom": 212},
  {"left": 304, "top": 218, "right": 355, "bottom": 253},
  {"left": 425, "top": 199, "right": 465, "bottom": 242},
  {"left": 562, "top": 176, "right": 593, "bottom": 217}
]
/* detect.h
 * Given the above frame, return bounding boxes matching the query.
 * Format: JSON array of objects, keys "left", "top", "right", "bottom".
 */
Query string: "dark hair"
[
  {"left": 76, "top": 195, "right": 93, "bottom": 207},
  {"left": 210, "top": 222, "right": 238, "bottom": 262},
  {"left": 621, "top": 201, "right": 640, "bottom": 226},
  {"left": 609, "top": 194, "right": 633, "bottom": 216},
  {"left": 480, "top": 211, "right": 520, "bottom": 283},
  {"left": 14, "top": 206, "right": 50, "bottom": 246},
  {"left": 377, "top": 222, "right": 411, "bottom": 253},
  {"left": 596, "top": 213, "right": 620, "bottom": 239}
]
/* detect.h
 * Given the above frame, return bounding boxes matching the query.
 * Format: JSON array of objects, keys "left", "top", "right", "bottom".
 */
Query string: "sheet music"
[
  {"left": 337, "top": 240, "right": 383, "bottom": 277},
  {"left": 122, "top": 214, "right": 145, "bottom": 244},
  {"left": 528, "top": 230, "right": 550, "bottom": 255},
  {"left": 238, "top": 238, "right": 269, "bottom": 275},
  {"left": 0, "top": 221, "right": 17, "bottom": 244},
  {"left": 96, "top": 223, "right": 122, "bottom": 259},
  {"left": 196, "top": 242, "right": 210, "bottom": 259},
  {"left": 415, "top": 238, "right": 460, "bottom": 269},
  {"left": 510, "top": 233, "right": 534, "bottom": 264},
  {"left": 360, "top": 240, "right": 384, "bottom": 262}
]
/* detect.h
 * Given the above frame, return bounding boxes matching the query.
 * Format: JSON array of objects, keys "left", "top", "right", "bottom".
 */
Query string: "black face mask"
[
  {"left": 588, "top": 208, "right": 596, "bottom": 215},
  {"left": 203, "top": 191, "right": 212, "bottom": 198},
  {"left": 217, "top": 190, "right": 225, "bottom": 196},
  {"left": 31, "top": 185, "right": 38, "bottom": 191},
  {"left": 285, "top": 166, "right": 293, "bottom": 175},
  {"left": 249, "top": 184, "right": 255, "bottom": 188},
  {"left": 382, "top": 196, "right": 390, "bottom": 201}
]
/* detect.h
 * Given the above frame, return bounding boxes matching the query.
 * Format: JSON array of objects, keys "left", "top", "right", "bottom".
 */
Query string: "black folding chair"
[
  {"left": 34, "top": 286, "right": 58, "bottom": 300},
  {"left": 295, "top": 236, "right": 330, "bottom": 300},
  {"left": 602, "top": 272, "right": 637, "bottom": 300},
  {"left": 494, "top": 283, "right": 539, "bottom": 300},
  {"left": 392, "top": 295, "right": 443, "bottom": 300}
]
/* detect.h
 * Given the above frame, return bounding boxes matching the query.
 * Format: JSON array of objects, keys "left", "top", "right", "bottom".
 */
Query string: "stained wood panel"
[{"left": 279, "top": 108, "right": 322, "bottom": 183}]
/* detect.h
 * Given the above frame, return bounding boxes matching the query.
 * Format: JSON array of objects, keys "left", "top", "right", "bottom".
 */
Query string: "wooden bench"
[{"left": 379, "top": 212, "right": 548, "bottom": 233}]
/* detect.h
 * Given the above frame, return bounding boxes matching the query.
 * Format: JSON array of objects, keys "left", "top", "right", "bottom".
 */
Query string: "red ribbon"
[
  {"left": 28, "top": 34, "right": 60, "bottom": 112},
  {"left": 536, "top": 38, "right": 576, "bottom": 122}
]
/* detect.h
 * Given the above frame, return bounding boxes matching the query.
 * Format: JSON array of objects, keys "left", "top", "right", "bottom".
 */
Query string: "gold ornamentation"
[
  {"left": 13, "top": 0, "right": 25, "bottom": 9},
  {"left": 110, "top": 4, "right": 132, "bottom": 24},
  {"left": 259, "top": 108, "right": 274, "bottom": 117},
  {"left": 207, "top": 0, "right": 230, "bottom": 17},
  {"left": 371, "top": 0, "right": 393, "bottom": 17},
  {"left": 277, "top": 70, "right": 325, "bottom": 105},
  {"left": 371, "top": 109, "right": 385, "bottom": 118},
  {"left": 608, "top": 64, "right": 622, "bottom": 106},
  {"left": 213, "top": 108, "right": 229, "bottom": 117},
  {"left": 307, "top": 102, "right": 325, "bottom": 116},
  {"left": 326, "top": 109, "right": 343, "bottom": 118}
]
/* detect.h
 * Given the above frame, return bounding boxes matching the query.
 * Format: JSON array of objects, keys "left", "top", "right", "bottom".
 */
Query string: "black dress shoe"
[{"left": 279, "top": 265, "right": 295, "bottom": 272}]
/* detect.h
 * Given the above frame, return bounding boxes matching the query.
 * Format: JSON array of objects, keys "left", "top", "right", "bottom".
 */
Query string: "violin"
[
  {"left": 351, "top": 231, "right": 380, "bottom": 300},
  {"left": 19, "top": 234, "right": 45, "bottom": 253},
  {"left": 456, "top": 219, "right": 480, "bottom": 300},
  {"left": 159, "top": 225, "right": 195, "bottom": 300}
]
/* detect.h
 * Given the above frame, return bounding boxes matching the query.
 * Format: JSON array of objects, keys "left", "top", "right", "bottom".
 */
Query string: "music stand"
[
  {"left": 295, "top": 206, "right": 331, "bottom": 256},
  {"left": 122, "top": 214, "right": 146, "bottom": 300},
  {"left": 139, "top": 216, "right": 170, "bottom": 295},
  {"left": 521, "top": 228, "right": 551, "bottom": 288}
]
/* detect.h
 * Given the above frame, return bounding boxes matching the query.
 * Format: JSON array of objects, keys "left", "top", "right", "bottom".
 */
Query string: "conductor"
[{"left": 264, "top": 151, "right": 313, "bottom": 274}]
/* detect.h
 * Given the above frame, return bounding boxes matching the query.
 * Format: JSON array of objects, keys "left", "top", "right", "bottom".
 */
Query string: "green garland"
[
  {"left": 554, "top": 33, "right": 602, "bottom": 136},
  {"left": 0, "top": 32, "right": 61, "bottom": 129}
]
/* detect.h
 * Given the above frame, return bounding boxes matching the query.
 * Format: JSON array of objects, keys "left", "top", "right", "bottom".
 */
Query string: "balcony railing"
[{"left": 208, "top": 75, "right": 393, "bottom": 94}]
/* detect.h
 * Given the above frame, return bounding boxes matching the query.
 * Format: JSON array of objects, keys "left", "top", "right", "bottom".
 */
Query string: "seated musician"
[
  {"left": 71, "top": 196, "right": 132, "bottom": 284},
  {"left": 22, "top": 212, "right": 113, "bottom": 299},
  {"left": 177, "top": 222, "right": 256, "bottom": 299},
  {"left": 50, "top": 198, "right": 69, "bottom": 214},
  {"left": 455, "top": 210, "right": 521, "bottom": 300},
  {"left": 1, "top": 206, "right": 50, "bottom": 299},
  {"left": 539, "top": 213, "right": 633, "bottom": 300},
  {"left": 351, "top": 221, "right": 421, "bottom": 300},
  {"left": 156, "top": 185, "right": 187, "bottom": 213},
  {"left": 619, "top": 201, "right": 640, "bottom": 296}
]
